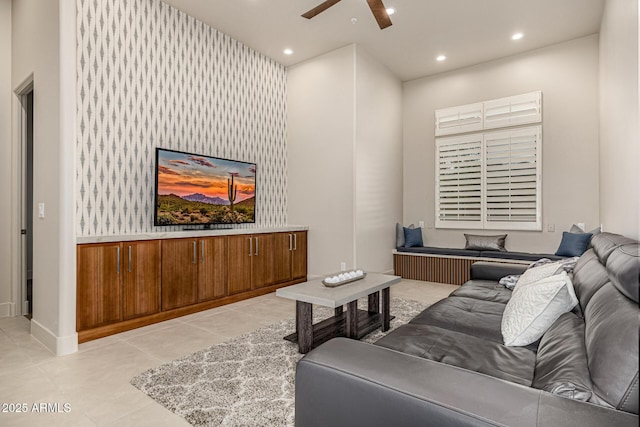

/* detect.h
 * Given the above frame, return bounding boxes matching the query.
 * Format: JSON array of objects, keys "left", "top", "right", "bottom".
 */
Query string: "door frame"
[{"left": 12, "top": 75, "right": 34, "bottom": 317}]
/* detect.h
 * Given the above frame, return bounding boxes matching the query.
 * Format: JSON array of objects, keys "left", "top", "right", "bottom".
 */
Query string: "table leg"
[
  {"left": 381, "top": 287, "right": 391, "bottom": 332},
  {"left": 368, "top": 291, "right": 380, "bottom": 313},
  {"left": 296, "top": 301, "right": 313, "bottom": 353},
  {"left": 335, "top": 306, "right": 344, "bottom": 317},
  {"left": 346, "top": 300, "right": 358, "bottom": 338}
]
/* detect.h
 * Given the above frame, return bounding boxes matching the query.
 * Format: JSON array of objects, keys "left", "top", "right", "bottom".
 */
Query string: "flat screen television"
[{"left": 154, "top": 148, "right": 256, "bottom": 226}]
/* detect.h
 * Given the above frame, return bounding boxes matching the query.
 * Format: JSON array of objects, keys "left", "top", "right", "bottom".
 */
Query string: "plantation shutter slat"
[
  {"left": 484, "top": 126, "right": 541, "bottom": 229},
  {"left": 435, "top": 103, "right": 483, "bottom": 136},
  {"left": 484, "top": 92, "right": 542, "bottom": 129},
  {"left": 435, "top": 135, "right": 483, "bottom": 228}
]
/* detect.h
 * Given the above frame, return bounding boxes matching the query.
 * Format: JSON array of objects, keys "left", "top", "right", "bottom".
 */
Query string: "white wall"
[
  {"left": 403, "top": 35, "right": 600, "bottom": 253},
  {"left": 355, "top": 48, "right": 403, "bottom": 272},
  {"left": 288, "top": 45, "right": 357, "bottom": 275},
  {"left": 599, "top": 0, "right": 639, "bottom": 239},
  {"left": 288, "top": 45, "right": 403, "bottom": 275},
  {"left": 0, "top": 0, "right": 12, "bottom": 317},
  {"left": 12, "top": 0, "right": 77, "bottom": 355}
]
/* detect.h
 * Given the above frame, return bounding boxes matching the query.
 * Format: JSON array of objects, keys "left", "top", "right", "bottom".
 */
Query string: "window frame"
[{"left": 435, "top": 125, "right": 542, "bottom": 231}]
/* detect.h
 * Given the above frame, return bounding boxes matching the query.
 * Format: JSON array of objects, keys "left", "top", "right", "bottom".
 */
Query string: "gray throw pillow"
[
  {"left": 570, "top": 224, "right": 601, "bottom": 236},
  {"left": 464, "top": 234, "right": 507, "bottom": 252},
  {"left": 396, "top": 223, "right": 414, "bottom": 248}
]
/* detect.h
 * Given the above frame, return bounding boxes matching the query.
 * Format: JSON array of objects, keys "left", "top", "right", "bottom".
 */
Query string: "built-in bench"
[{"left": 393, "top": 246, "right": 564, "bottom": 285}]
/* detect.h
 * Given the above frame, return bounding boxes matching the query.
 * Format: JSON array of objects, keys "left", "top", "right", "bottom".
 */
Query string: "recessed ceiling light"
[
  {"left": 283, "top": 48, "right": 293, "bottom": 55},
  {"left": 386, "top": 7, "right": 396, "bottom": 16},
  {"left": 436, "top": 55, "right": 446, "bottom": 62},
  {"left": 511, "top": 33, "right": 524, "bottom": 40}
]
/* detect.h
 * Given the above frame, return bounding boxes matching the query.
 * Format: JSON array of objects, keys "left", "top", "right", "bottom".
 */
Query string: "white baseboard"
[
  {"left": 31, "top": 319, "right": 78, "bottom": 356},
  {"left": 0, "top": 302, "right": 16, "bottom": 317}
]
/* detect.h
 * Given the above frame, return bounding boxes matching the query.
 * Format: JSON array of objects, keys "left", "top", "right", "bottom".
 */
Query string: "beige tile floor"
[{"left": 0, "top": 279, "right": 457, "bottom": 427}]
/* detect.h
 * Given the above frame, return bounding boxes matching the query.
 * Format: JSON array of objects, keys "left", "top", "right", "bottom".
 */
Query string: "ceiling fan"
[{"left": 302, "top": 0, "right": 393, "bottom": 30}]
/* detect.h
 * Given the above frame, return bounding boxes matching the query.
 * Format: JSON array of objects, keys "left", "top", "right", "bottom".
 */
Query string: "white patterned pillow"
[
  {"left": 502, "top": 271, "right": 578, "bottom": 347},
  {"left": 513, "top": 262, "right": 564, "bottom": 291}
]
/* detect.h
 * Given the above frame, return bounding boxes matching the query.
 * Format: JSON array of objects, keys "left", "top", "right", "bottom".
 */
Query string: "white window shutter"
[
  {"left": 484, "top": 126, "right": 542, "bottom": 230},
  {"left": 435, "top": 134, "right": 484, "bottom": 229},
  {"left": 435, "top": 103, "right": 483, "bottom": 136},
  {"left": 483, "top": 92, "right": 542, "bottom": 129}
]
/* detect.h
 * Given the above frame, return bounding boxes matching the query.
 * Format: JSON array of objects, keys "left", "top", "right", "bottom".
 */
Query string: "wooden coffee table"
[{"left": 276, "top": 273, "right": 401, "bottom": 353}]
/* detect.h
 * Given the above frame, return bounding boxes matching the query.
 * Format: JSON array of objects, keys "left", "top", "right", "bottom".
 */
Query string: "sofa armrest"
[
  {"left": 470, "top": 261, "right": 528, "bottom": 281},
  {"left": 296, "top": 338, "right": 638, "bottom": 427}
]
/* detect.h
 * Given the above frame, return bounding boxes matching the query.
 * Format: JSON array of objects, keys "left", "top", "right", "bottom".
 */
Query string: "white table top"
[{"left": 276, "top": 273, "right": 401, "bottom": 308}]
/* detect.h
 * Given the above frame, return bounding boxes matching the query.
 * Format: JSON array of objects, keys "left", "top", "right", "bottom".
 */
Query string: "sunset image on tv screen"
[{"left": 155, "top": 149, "right": 256, "bottom": 225}]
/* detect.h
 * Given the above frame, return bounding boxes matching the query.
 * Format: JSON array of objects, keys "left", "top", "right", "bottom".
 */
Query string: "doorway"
[{"left": 20, "top": 88, "right": 34, "bottom": 319}]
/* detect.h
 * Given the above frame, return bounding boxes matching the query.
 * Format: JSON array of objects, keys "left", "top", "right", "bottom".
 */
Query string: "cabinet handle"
[
  {"left": 294, "top": 234, "right": 298, "bottom": 251},
  {"left": 201, "top": 240, "right": 205, "bottom": 263},
  {"left": 289, "top": 234, "right": 292, "bottom": 251},
  {"left": 255, "top": 237, "right": 259, "bottom": 256},
  {"left": 249, "top": 237, "right": 253, "bottom": 257},
  {"left": 116, "top": 246, "right": 121, "bottom": 274},
  {"left": 128, "top": 246, "right": 132, "bottom": 272},
  {"left": 193, "top": 241, "right": 197, "bottom": 264}
]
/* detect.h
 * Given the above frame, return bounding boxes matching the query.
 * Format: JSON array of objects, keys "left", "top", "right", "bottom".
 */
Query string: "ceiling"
[{"left": 160, "top": 0, "right": 605, "bottom": 82}]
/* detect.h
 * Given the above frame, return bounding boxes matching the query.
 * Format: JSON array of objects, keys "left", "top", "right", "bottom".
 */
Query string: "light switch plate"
[
  {"left": 38, "top": 203, "right": 45, "bottom": 219},
  {"left": 547, "top": 223, "right": 555, "bottom": 232}
]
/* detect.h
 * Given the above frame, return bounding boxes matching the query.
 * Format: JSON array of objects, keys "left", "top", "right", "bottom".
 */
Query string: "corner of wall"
[{"left": 31, "top": 319, "right": 78, "bottom": 356}]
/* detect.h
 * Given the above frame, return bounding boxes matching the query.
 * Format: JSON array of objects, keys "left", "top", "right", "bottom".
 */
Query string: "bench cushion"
[
  {"left": 397, "top": 246, "right": 481, "bottom": 257},
  {"left": 480, "top": 251, "right": 565, "bottom": 261},
  {"left": 396, "top": 246, "right": 563, "bottom": 262}
]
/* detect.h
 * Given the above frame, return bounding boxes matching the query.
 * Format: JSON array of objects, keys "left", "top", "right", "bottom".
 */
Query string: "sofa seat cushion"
[
  {"left": 375, "top": 324, "right": 536, "bottom": 386},
  {"left": 450, "top": 280, "right": 512, "bottom": 304},
  {"left": 480, "top": 251, "right": 565, "bottom": 262},
  {"left": 409, "top": 296, "right": 506, "bottom": 344}
]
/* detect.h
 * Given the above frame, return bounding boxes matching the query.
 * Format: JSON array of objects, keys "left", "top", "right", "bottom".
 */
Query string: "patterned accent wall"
[{"left": 76, "top": 0, "right": 287, "bottom": 236}]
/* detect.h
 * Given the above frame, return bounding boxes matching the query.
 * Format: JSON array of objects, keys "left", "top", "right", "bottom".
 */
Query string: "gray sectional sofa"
[{"left": 295, "top": 232, "right": 639, "bottom": 426}]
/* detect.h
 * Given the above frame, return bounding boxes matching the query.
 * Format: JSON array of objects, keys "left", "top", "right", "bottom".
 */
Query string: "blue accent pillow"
[
  {"left": 403, "top": 227, "right": 424, "bottom": 248},
  {"left": 555, "top": 232, "right": 593, "bottom": 257}
]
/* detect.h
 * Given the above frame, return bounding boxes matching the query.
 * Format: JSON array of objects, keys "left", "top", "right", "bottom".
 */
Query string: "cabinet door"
[
  {"left": 76, "top": 243, "right": 123, "bottom": 330},
  {"left": 252, "top": 233, "right": 275, "bottom": 289},
  {"left": 273, "top": 232, "right": 293, "bottom": 284},
  {"left": 123, "top": 240, "right": 161, "bottom": 320},
  {"left": 161, "top": 239, "right": 198, "bottom": 310},
  {"left": 198, "top": 237, "right": 227, "bottom": 301},
  {"left": 227, "top": 235, "right": 253, "bottom": 294},
  {"left": 291, "top": 231, "right": 308, "bottom": 280}
]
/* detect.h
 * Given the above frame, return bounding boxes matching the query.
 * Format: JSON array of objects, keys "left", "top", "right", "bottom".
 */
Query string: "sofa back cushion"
[
  {"left": 571, "top": 249, "right": 610, "bottom": 313},
  {"left": 591, "top": 232, "right": 636, "bottom": 264},
  {"left": 532, "top": 312, "right": 592, "bottom": 401},
  {"left": 584, "top": 283, "right": 639, "bottom": 414},
  {"left": 606, "top": 243, "right": 639, "bottom": 303}
]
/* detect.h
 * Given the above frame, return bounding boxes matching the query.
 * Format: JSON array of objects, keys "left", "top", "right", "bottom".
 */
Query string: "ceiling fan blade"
[
  {"left": 366, "top": 0, "right": 392, "bottom": 29},
  {"left": 302, "top": 0, "right": 342, "bottom": 19}
]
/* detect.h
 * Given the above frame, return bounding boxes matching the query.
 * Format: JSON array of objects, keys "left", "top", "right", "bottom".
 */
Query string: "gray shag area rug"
[{"left": 131, "top": 297, "right": 428, "bottom": 426}]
